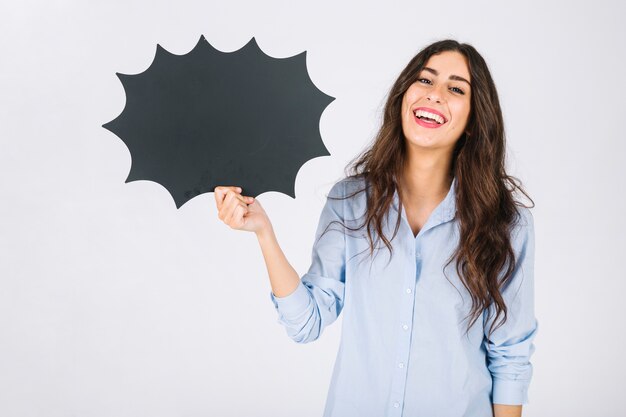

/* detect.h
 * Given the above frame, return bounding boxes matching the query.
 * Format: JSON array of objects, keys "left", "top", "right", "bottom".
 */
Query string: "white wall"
[{"left": 1, "top": 0, "right": 624, "bottom": 416}]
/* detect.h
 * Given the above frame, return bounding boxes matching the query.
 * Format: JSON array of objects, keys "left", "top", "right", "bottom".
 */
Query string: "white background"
[{"left": 1, "top": 0, "right": 624, "bottom": 416}]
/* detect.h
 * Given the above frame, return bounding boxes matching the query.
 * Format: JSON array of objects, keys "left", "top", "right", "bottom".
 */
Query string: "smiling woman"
[
  {"left": 402, "top": 51, "right": 472, "bottom": 143},
  {"left": 214, "top": 39, "right": 537, "bottom": 417}
]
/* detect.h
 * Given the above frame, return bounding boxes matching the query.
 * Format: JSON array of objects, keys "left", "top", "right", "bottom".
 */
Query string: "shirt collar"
[{"left": 391, "top": 176, "right": 457, "bottom": 224}]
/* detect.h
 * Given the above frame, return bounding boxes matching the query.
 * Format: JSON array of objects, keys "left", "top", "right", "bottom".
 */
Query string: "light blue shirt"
[{"left": 270, "top": 176, "right": 538, "bottom": 417}]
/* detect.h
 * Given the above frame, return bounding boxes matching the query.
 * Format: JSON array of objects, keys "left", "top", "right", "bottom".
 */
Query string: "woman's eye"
[{"left": 418, "top": 78, "right": 465, "bottom": 95}]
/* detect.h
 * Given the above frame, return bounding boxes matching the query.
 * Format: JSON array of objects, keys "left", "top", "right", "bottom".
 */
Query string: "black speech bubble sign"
[{"left": 102, "top": 35, "right": 334, "bottom": 208}]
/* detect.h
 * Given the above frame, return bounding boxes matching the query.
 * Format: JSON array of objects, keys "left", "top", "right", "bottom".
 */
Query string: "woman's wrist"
[{"left": 255, "top": 223, "right": 275, "bottom": 242}]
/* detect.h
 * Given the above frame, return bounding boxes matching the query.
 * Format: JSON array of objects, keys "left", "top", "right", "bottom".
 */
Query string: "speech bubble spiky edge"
[{"left": 102, "top": 35, "right": 335, "bottom": 208}]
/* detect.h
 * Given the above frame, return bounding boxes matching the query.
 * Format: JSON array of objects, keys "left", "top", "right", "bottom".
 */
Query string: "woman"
[{"left": 214, "top": 39, "right": 537, "bottom": 417}]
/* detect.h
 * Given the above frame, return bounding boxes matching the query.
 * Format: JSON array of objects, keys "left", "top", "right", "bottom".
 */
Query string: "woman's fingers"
[
  {"left": 214, "top": 186, "right": 241, "bottom": 210},
  {"left": 213, "top": 186, "right": 267, "bottom": 234},
  {"left": 232, "top": 203, "right": 248, "bottom": 228},
  {"left": 214, "top": 186, "right": 253, "bottom": 228},
  {"left": 214, "top": 186, "right": 248, "bottom": 210},
  {"left": 223, "top": 195, "right": 248, "bottom": 225}
]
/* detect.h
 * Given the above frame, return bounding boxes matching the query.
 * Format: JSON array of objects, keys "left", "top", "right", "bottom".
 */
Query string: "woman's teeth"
[{"left": 414, "top": 109, "right": 445, "bottom": 124}]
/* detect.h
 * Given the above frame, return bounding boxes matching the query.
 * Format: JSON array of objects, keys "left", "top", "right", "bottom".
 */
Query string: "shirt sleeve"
[
  {"left": 269, "top": 180, "right": 347, "bottom": 344},
  {"left": 484, "top": 206, "right": 539, "bottom": 405}
]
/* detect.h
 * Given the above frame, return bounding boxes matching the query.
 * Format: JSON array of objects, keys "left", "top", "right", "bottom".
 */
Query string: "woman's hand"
[
  {"left": 215, "top": 186, "right": 299, "bottom": 299},
  {"left": 213, "top": 186, "right": 271, "bottom": 236}
]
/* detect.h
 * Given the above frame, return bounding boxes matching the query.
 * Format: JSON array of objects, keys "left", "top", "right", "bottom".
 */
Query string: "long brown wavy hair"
[{"left": 323, "top": 39, "right": 534, "bottom": 339}]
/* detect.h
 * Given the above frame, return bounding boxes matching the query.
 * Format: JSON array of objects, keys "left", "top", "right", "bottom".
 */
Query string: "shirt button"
[
  {"left": 402, "top": 324, "right": 409, "bottom": 330},
  {"left": 393, "top": 402, "right": 400, "bottom": 408},
  {"left": 406, "top": 288, "right": 412, "bottom": 294},
  {"left": 398, "top": 362, "right": 405, "bottom": 368}
]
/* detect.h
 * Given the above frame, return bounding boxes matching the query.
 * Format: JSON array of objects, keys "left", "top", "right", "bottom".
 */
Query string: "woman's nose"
[
  {"left": 426, "top": 89, "right": 443, "bottom": 103},
  {"left": 426, "top": 84, "right": 445, "bottom": 103}
]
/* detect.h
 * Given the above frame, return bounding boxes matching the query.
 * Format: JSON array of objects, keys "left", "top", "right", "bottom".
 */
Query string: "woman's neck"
[{"left": 398, "top": 152, "right": 453, "bottom": 204}]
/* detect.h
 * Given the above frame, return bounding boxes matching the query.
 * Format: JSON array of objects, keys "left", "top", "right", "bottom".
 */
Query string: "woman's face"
[{"left": 400, "top": 50, "right": 472, "bottom": 153}]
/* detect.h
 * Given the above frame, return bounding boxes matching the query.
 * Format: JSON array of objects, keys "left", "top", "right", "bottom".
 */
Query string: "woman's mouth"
[{"left": 413, "top": 108, "right": 447, "bottom": 129}]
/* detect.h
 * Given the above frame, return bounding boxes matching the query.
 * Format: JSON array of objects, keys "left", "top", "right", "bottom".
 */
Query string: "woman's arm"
[
  {"left": 493, "top": 404, "right": 522, "bottom": 417},
  {"left": 256, "top": 225, "right": 301, "bottom": 298},
  {"left": 484, "top": 206, "right": 538, "bottom": 405},
  {"left": 265, "top": 181, "right": 347, "bottom": 343},
  {"left": 214, "top": 182, "right": 347, "bottom": 344},
  {"left": 213, "top": 185, "right": 301, "bottom": 298}
]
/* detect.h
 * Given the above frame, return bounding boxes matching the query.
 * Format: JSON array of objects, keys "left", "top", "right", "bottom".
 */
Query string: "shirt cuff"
[
  {"left": 270, "top": 280, "right": 312, "bottom": 320},
  {"left": 492, "top": 378, "right": 529, "bottom": 405}
]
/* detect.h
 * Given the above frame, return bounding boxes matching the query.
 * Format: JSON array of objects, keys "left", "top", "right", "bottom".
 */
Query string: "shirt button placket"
[
  {"left": 389, "top": 244, "right": 417, "bottom": 416},
  {"left": 392, "top": 281, "right": 413, "bottom": 415}
]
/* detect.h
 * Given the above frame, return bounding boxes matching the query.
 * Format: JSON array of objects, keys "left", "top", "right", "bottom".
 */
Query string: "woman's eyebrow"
[{"left": 422, "top": 67, "right": 471, "bottom": 87}]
